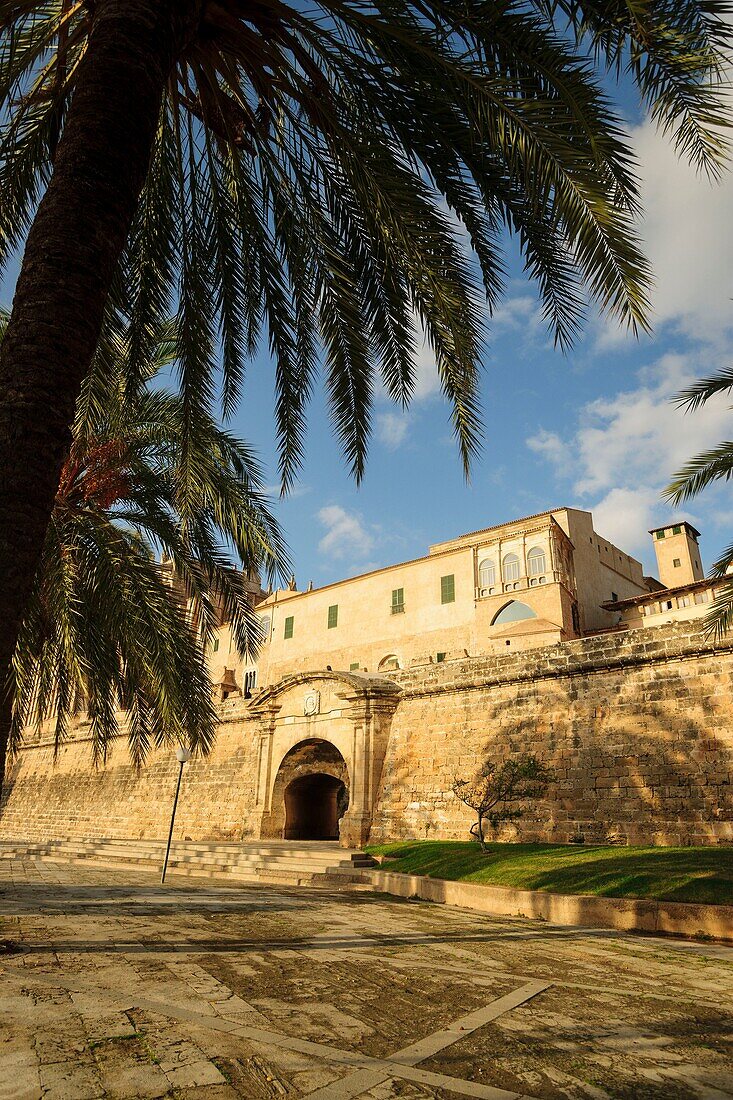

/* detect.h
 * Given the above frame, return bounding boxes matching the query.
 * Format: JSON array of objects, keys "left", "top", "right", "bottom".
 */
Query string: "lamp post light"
[{"left": 161, "top": 746, "right": 191, "bottom": 884}]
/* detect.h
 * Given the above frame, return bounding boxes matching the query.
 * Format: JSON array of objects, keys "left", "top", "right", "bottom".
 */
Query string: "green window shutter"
[
  {"left": 212, "top": 637, "right": 219, "bottom": 653},
  {"left": 349, "top": 661, "right": 360, "bottom": 671},
  {"left": 440, "top": 574, "right": 455, "bottom": 604},
  {"left": 284, "top": 615, "right": 294, "bottom": 639},
  {"left": 656, "top": 530, "right": 665, "bottom": 540},
  {"left": 327, "top": 604, "right": 338, "bottom": 629},
  {"left": 436, "top": 651, "right": 446, "bottom": 663},
  {"left": 672, "top": 525, "right": 681, "bottom": 535},
  {"left": 391, "top": 588, "right": 404, "bottom": 613}
]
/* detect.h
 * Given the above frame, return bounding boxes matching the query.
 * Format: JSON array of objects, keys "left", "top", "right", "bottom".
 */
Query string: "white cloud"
[
  {"left": 623, "top": 116, "right": 733, "bottom": 346},
  {"left": 591, "top": 313, "right": 640, "bottom": 353},
  {"left": 523, "top": 102, "right": 733, "bottom": 557},
  {"left": 491, "top": 294, "right": 538, "bottom": 331},
  {"left": 371, "top": 313, "right": 441, "bottom": 408},
  {"left": 581, "top": 101, "right": 733, "bottom": 353},
  {"left": 488, "top": 291, "right": 552, "bottom": 358},
  {"left": 317, "top": 505, "right": 375, "bottom": 560},
  {"left": 591, "top": 487, "right": 661, "bottom": 558},
  {"left": 525, "top": 351, "right": 732, "bottom": 559},
  {"left": 263, "top": 481, "right": 311, "bottom": 500},
  {"left": 376, "top": 411, "right": 411, "bottom": 450},
  {"left": 438, "top": 197, "right": 472, "bottom": 258},
  {"left": 526, "top": 428, "right": 567, "bottom": 468},
  {"left": 412, "top": 322, "right": 441, "bottom": 400},
  {"left": 571, "top": 353, "right": 729, "bottom": 499}
]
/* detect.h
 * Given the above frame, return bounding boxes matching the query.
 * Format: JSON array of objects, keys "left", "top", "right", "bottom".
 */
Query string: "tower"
[{"left": 650, "top": 522, "right": 704, "bottom": 588}]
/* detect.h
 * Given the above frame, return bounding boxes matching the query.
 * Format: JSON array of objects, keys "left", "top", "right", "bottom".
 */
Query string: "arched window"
[
  {"left": 491, "top": 601, "right": 537, "bottom": 626},
  {"left": 378, "top": 654, "right": 401, "bottom": 672},
  {"left": 527, "top": 547, "right": 546, "bottom": 576},
  {"left": 478, "top": 559, "right": 495, "bottom": 589},
  {"left": 502, "top": 553, "right": 520, "bottom": 582}
]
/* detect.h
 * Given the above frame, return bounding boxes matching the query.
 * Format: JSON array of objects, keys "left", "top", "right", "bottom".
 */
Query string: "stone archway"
[
  {"left": 249, "top": 670, "right": 400, "bottom": 847},
  {"left": 263, "top": 737, "right": 350, "bottom": 840},
  {"left": 284, "top": 774, "right": 347, "bottom": 840}
]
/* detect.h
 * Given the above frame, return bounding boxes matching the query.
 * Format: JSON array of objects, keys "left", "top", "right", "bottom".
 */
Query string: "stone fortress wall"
[
  {"left": 2, "top": 621, "right": 732, "bottom": 847},
  {"left": 373, "top": 621, "right": 733, "bottom": 846}
]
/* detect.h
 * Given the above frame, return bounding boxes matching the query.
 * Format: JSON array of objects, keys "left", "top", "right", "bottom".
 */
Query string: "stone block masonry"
[
  {"left": 2, "top": 622, "right": 732, "bottom": 846},
  {"left": 373, "top": 622, "right": 733, "bottom": 846},
  {"left": 0, "top": 699, "right": 265, "bottom": 844}
]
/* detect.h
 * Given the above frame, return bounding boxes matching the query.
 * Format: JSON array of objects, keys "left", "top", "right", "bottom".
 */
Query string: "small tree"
[{"left": 452, "top": 755, "right": 554, "bottom": 851}]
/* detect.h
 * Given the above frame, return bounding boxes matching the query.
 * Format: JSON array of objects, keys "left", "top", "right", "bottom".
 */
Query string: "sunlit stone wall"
[{"left": 2, "top": 622, "right": 732, "bottom": 847}]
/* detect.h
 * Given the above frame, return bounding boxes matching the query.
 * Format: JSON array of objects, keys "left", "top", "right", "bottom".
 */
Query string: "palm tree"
[
  {"left": 1, "top": 310, "right": 286, "bottom": 784},
  {"left": 666, "top": 372, "right": 733, "bottom": 639},
  {"left": 0, "top": 2, "right": 730, "bottom": 780}
]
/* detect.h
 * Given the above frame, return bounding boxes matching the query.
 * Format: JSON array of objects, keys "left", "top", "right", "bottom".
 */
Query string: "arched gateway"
[
  {"left": 248, "top": 670, "right": 400, "bottom": 847},
  {"left": 274, "top": 738, "right": 349, "bottom": 840}
]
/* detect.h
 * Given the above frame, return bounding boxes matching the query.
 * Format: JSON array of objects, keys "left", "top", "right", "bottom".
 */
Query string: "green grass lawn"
[{"left": 365, "top": 840, "right": 733, "bottom": 906}]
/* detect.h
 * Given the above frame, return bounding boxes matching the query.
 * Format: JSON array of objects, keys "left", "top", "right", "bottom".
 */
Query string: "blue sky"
[{"left": 3, "top": 89, "right": 733, "bottom": 590}]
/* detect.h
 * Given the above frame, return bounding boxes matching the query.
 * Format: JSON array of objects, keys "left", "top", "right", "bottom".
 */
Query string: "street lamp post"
[{"left": 161, "top": 746, "right": 191, "bottom": 884}]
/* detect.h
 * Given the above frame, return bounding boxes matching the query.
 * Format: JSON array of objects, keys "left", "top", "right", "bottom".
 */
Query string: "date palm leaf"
[
  {"left": 7, "top": 316, "right": 288, "bottom": 764},
  {"left": 666, "top": 366, "right": 733, "bottom": 640},
  {"left": 2, "top": 1, "right": 730, "bottom": 488}
]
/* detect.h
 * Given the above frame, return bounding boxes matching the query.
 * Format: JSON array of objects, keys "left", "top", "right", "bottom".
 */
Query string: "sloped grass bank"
[{"left": 365, "top": 841, "right": 733, "bottom": 906}]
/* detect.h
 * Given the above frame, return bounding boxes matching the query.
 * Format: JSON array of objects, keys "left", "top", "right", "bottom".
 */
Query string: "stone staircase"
[{"left": 0, "top": 837, "right": 376, "bottom": 887}]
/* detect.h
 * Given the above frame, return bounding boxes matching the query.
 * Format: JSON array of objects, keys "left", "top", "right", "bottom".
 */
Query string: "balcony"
[{"left": 475, "top": 570, "right": 569, "bottom": 599}]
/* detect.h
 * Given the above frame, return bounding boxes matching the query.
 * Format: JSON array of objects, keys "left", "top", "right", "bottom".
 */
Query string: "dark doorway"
[{"left": 284, "top": 773, "right": 347, "bottom": 840}]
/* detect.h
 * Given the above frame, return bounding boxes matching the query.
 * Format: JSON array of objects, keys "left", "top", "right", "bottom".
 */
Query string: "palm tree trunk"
[
  {"left": 0, "top": 687, "right": 10, "bottom": 816},
  {"left": 0, "top": 0, "right": 202, "bottom": 795}
]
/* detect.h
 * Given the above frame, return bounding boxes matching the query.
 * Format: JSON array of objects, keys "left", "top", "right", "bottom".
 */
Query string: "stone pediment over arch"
[
  {"left": 250, "top": 669, "right": 401, "bottom": 848},
  {"left": 248, "top": 668, "right": 401, "bottom": 713}
]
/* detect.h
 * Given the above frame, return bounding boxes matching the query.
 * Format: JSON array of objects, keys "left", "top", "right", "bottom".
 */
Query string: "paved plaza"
[{"left": 1, "top": 860, "right": 732, "bottom": 1099}]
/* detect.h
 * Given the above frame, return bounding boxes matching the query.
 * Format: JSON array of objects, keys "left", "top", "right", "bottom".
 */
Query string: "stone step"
[
  {"left": 28, "top": 844, "right": 373, "bottom": 869},
  {"left": 0, "top": 844, "right": 54, "bottom": 857},
  {"left": 58, "top": 851, "right": 368, "bottom": 875},
  {"left": 96, "top": 848, "right": 370, "bottom": 866},
  {"left": 10, "top": 838, "right": 368, "bottom": 862},
  {"left": 0, "top": 838, "right": 376, "bottom": 886},
  {"left": 21, "top": 852, "right": 366, "bottom": 887},
  {"left": 41, "top": 836, "right": 347, "bottom": 849}
]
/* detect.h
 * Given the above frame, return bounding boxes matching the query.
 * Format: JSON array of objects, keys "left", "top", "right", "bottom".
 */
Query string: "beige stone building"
[
  {"left": 603, "top": 521, "right": 722, "bottom": 631},
  {"left": 211, "top": 506, "right": 650, "bottom": 695},
  {"left": 5, "top": 505, "right": 733, "bottom": 850}
]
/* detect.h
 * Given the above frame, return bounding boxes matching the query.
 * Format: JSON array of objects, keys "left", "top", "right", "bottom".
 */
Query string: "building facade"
[
  {"left": 4, "top": 507, "right": 733, "bottom": 849},
  {"left": 603, "top": 521, "right": 724, "bottom": 631},
  {"left": 211, "top": 507, "right": 649, "bottom": 696}
]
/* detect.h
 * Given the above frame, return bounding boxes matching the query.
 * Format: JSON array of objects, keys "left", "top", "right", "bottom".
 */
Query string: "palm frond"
[
  {"left": 674, "top": 367, "right": 733, "bottom": 412},
  {"left": 666, "top": 442, "right": 733, "bottom": 505},
  {"left": 701, "top": 574, "right": 733, "bottom": 642},
  {"left": 543, "top": 0, "right": 733, "bottom": 176},
  {"left": 5, "top": 0, "right": 729, "bottom": 490},
  {"left": 7, "top": 320, "right": 288, "bottom": 763}
]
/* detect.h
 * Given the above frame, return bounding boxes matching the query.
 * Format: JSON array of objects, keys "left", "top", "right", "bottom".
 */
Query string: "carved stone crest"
[{"left": 303, "top": 690, "right": 320, "bottom": 717}]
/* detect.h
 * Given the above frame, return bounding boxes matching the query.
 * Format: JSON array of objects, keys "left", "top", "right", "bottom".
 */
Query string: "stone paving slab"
[{"left": 1, "top": 859, "right": 733, "bottom": 1098}]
